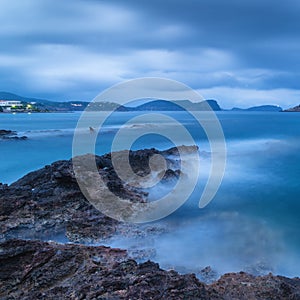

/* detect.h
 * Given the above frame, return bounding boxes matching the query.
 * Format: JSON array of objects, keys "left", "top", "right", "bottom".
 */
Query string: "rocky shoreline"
[
  {"left": 0, "top": 146, "right": 188, "bottom": 243},
  {"left": 1, "top": 239, "right": 299, "bottom": 299},
  {"left": 1, "top": 146, "right": 300, "bottom": 299}
]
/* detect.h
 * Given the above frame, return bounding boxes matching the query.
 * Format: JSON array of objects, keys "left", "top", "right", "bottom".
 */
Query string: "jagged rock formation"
[
  {"left": 0, "top": 146, "right": 193, "bottom": 243},
  {"left": 1, "top": 146, "right": 300, "bottom": 299},
  {"left": 0, "top": 239, "right": 299, "bottom": 300}
]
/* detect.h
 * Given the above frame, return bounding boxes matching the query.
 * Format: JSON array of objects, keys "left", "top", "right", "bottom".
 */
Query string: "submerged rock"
[
  {"left": 0, "top": 129, "right": 15, "bottom": 136},
  {"left": 0, "top": 239, "right": 299, "bottom": 300},
  {"left": 0, "top": 129, "right": 28, "bottom": 140}
]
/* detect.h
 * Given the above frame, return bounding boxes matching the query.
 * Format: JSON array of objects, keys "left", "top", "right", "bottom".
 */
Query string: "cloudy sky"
[{"left": 0, "top": 0, "right": 300, "bottom": 108}]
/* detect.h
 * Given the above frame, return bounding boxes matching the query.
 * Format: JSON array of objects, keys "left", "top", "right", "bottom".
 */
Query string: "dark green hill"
[
  {"left": 119, "top": 99, "right": 221, "bottom": 111},
  {"left": 232, "top": 105, "right": 282, "bottom": 112}
]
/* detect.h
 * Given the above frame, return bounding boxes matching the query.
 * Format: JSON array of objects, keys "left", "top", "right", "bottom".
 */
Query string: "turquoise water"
[{"left": 0, "top": 111, "right": 300, "bottom": 277}]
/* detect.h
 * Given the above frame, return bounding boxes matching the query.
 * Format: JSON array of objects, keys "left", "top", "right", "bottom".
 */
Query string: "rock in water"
[
  {"left": 0, "top": 146, "right": 196, "bottom": 243},
  {"left": 1, "top": 146, "right": 300, "bottom": 299},
  {"left": 0, "top": 129, "right": 27, "bottom": 140},
  {"left": 0, "top": 158, "right": 119, "bottom": 243},
  {"left": 0, "top": 129, "right": 16, "bottom": 136}
]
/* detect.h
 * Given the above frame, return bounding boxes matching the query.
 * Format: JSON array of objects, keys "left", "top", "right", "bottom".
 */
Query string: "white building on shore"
[{"left": 0, "top": 100, "right": 22, "bottom": 107}]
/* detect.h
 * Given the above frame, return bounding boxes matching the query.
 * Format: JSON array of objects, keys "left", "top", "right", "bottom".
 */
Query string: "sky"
[{"left": 0, "top": 0, "right": 300, "bottom": 108}]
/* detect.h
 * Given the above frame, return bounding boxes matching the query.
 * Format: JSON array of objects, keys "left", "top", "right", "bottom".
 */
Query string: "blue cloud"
[{"left": 0, "top": 0, "right": 299, "bottom": 107}]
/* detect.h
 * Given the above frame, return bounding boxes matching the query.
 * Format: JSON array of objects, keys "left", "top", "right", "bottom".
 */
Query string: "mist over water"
[{"left": 1, "top": 111, "right": 300, "bottom": 278}]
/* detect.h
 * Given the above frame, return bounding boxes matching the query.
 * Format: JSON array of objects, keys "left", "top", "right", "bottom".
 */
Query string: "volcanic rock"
[
  {"left": 0, "top": 146, "right": 196, "bottom": 243},
  {"left": 1, "top": 239, "right": 300, "bottom": 300}
]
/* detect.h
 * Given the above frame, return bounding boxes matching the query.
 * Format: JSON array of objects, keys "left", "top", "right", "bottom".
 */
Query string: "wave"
[
  {"left": 99, "top": 210, "right": 299, "bottom": 279},
  {"left": 226, "top": 137, "right": 294, "bottom": 154}
]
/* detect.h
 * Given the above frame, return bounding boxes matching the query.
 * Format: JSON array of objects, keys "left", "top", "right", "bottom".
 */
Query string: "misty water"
[{"left": 1, "top": 111, "right": 300, "bottom": 278}]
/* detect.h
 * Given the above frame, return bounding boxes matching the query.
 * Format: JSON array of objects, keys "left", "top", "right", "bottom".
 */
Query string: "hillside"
[
  {"left": 232, "top": 105, "right": 283, "bottom": 112},
  {"left": 0, "top": 91, "right": 222, "bottom": 112},
  {"left": 0, "top": 91, "right": 288, "bottom": 112},
  {"left": 284, "top": 104, "right": 300, "bottom": 112},
  {"left": 0, "top": 91, "right": 89, "bottom": 111},
  {"left": 117, "top": 99, "right": 221, "bottom": 111}
]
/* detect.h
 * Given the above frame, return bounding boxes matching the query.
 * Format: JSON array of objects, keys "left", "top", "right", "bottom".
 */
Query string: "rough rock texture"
[
  {"left": 1, "top": 239, "right": 299, "bottom": 300},
  {"left": 0, "top": 146, "right": 190, "bottom": 243},
  {"left": 1, "top": 146, "right": 300, "bottom": 299},
  {"left": 0, "top": 158, "right": 118, "bottom": 243},
  {"left": 207, "top": 272, "right": 300, "bottom": 300}
]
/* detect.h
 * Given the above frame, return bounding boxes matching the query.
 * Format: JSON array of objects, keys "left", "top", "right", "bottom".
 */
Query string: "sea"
[{"left": 1, "top": 111, "right": 300, "bottom": 278}]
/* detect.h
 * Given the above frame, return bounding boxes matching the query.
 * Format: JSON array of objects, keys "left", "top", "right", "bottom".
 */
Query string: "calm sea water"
[{"left": 0, "top": 111, "right": 300, "bottom": 277}]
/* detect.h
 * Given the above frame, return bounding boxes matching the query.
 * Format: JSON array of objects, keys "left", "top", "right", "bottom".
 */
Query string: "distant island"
[
  {"left": 231, "top": 105, "right": 283, "bottom": 112},
  {"left": 0, "top": 91, "right": 292, "bottom": 113},
  {"left": 284, "top": 104, "right": 300, "bottom": 112}
]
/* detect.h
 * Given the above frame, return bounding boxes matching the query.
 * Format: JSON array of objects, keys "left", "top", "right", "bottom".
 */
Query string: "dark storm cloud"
[
  {"left": 112, "top": 0, "right": 300, "bottom": 68},
  {"left": 0, "top": 0, "right": 300, "bottom": 107}
]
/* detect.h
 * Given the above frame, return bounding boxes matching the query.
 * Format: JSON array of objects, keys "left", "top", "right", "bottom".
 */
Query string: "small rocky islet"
[
  {"left": 1, "top": 146, "right": 300, "bottom": 299},
  {"left": 0, "top": 129, "right": 27, "bottom": 140}
]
